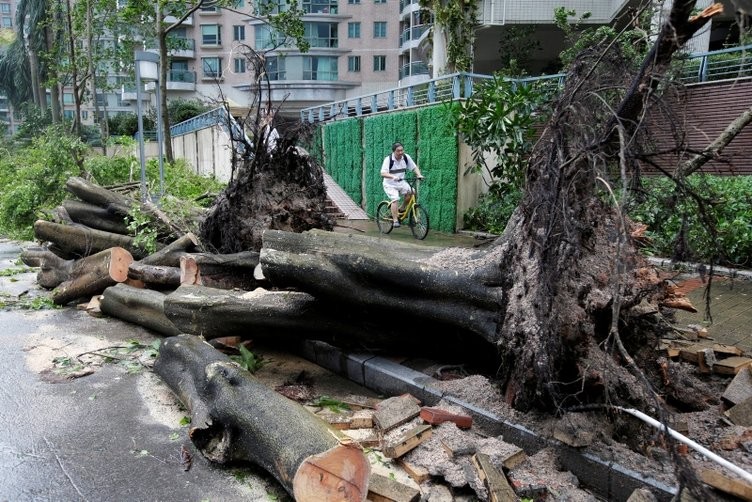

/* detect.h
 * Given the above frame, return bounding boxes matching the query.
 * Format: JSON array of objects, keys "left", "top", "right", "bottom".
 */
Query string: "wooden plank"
[
  {"left": 383, "top": 425, "right": 432, "bottom": 458},
  {"left": 471, "top": 453, "right": 518, "bottom": 502},
  {"left": 700, "top": 470, "right": 752, "bottom": 501},
  {"left": 397, "top": 459, "right": 430, "bottom": 484},
  {"left": 714, "top": 356, "right": 752, "bottom": 376},
  {"left": 374, "top": 395, "right": 421, "bottom": 432},
  {"left": 367, "top": 472, "right": 420, "bottom": 502},
  {"left": 725, "top": 396, "right": 752, "bottom": 427}
]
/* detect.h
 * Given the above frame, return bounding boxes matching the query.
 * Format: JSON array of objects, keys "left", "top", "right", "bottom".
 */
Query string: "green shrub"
[
  {"left": 628, "top": 175, "right": 752, "bottom": 267},
  {"left": 463, "top": 184, "right": 522, "bottom": 235},
  {"left": 0, "top": 126, "right": 85, "bottom": 239}
]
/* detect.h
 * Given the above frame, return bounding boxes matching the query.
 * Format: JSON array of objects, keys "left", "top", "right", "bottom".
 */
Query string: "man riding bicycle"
[{"left": 380, "top": 142, "right": 423, "bottom": 227}]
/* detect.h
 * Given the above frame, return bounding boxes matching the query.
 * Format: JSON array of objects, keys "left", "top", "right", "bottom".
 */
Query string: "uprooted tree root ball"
[{"left": 200, "top": 122, "right": 334, "bottom": 253}]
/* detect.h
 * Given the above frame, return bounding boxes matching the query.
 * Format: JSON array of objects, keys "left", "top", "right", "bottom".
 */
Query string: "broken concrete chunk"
[
  {"left": 476, "top": 436, "right": 527, "bottom": 471},
  {"left": 350, "top": 409, "right": 374, "bottom": 429},
  {"left": 725, "top": 396, "right": 752, "bottom": 427},
  {"left": 420, "top": 406, "right": 473, "bottom": 429},
  {"left": 367, "top": 472, "right": 420, "bottom": 502},
  {"left": 722, "top": 367, "right": 752, "bottom": 405},
  {"left": 374, "top": 394, "right": 421, "bottom": 432},
  {"left": 383, "top": 424, "right": 432, "bottom": 458},
  {"left": 553, "top": 420, "right": 595, "bottom": 448},
  {"left": 315, "top": 408, "right": 352, "bottom": 430},
  {"left": 626, "top": 487, "right": 658, "bottom": 501},
  {"left": 342, "top": 394, "right": 381, "bottom": 410},
  {"left": 426, "top": 484, "right": 453, "bottom": 502}
]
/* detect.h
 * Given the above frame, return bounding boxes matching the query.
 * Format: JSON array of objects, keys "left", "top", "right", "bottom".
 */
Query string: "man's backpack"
[{"left": 388, "top": 153, "right": 412, "bottom": 173}]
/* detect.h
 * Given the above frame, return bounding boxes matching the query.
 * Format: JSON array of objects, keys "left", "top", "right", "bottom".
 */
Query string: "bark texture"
[
  {"left": 154, "top": 334, "right": 370, "bottom": 501},
  {"left": 51, "top": 247, "right": 133, "bottom": 305},
  {"left": 100, "top": 283, "right": 180, "bottom": 336}
]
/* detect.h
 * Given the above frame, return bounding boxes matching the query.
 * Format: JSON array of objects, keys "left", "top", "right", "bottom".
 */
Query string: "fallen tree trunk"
[
  {"left": 260, "top": 229, "right": 503, "bottom": 344},
  {"left": 62, "top": 199, "right": 130, "bottom": 235},
  {"left": 34, "top": 220, "right": 150, "bottom": 259},
  {"left": 52, "top": 247, "right": 133, "bottom": 305},
  {"left": 154, "top": 334, "right": 370, "bottom": 501},
  {"left": 65, "top": 176, "right": 132, "bottom": 216},
  {"left": 127, "top": 263, "right": 181, "bottom": 287},
  {"left": 100, "top": 283, "right": 180, "bottom": 336},
  {"left": 163, "top": 284, "right": 390, "bottom": 343},
  {"left": 178, "top": 254, "right": 259, "bottom": 290}
]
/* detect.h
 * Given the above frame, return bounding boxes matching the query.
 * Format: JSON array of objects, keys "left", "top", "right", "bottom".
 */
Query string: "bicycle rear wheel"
[
  {"left": 409, "top": 205, "right": 429, "bottom": 240},
  {"left": 376, "top": 201, "right": 394, "bottom": 234}
]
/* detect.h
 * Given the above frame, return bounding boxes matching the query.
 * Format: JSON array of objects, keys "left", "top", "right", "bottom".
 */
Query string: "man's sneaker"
[{"left": 393, "top": 221, "right": 401, "bottom": 228}]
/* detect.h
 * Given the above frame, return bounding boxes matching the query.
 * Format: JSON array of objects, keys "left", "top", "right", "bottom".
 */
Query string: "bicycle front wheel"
[
  {"left": 409, "top": 205, "right": 429, "bottom": 240},
  {"left": 376, "top": 201, "right": 394, "bottom": 234}
]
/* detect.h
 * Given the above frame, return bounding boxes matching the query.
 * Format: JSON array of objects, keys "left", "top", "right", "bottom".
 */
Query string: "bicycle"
[{"left": 375, "top": 177, "right": 430, "bottom": 240}]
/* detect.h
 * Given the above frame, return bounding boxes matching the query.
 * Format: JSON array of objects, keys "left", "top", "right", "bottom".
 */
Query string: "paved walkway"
[{"left": 672, "top": 275, "right": 752, "bottom": 354}]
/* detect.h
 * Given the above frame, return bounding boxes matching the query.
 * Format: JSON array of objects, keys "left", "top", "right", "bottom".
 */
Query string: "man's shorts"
[{"left": 383, "top": 180, "right": 413, "bottom": 202}]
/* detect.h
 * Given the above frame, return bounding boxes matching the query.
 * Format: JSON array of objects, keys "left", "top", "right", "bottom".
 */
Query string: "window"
[
  {"left": 202, "top": 57, "right": 223, "bottom": 78},
  {"left": 0, "top": 3, "right": 9, "bottom": 13},
  {"left": 374, "top": 0, "right": 386, "bottom": 3},
  {"left": 82, "top": 111, "right": 89, "bottom": 120},
  {"left": 201, "top": 25, "right": 221, "bottom": 45},
  {"left": 303, "top": 0, "right": 337, "bottom": 14},
  {"left": 373, "top": 21, "right": 386, "bottom": 38},
  {"left": 265, "top": 56, "right": 285, "bottom": 80},
  {"left": 347, "top": 22, "right": 360, "bottom": 38},
  {"left": 348, "top": 56, "right": 360, "bottom": 72},
  {"left": 1, "top": 16, "right": 11, "bottom": 27},
  {"left": 233, "top": 25, "right": 245, "bottom": 41},
  {"left": 233, "top": 0, "right": 245, "bottom": 6},
  {"left": 63, "top": 110, "right": 74, "bottom": 120},
  {"left": 200, "top": 5, "right": 218, "bottom": 12},
  {"left": 255, "top": 25, "right": 284, "bottom": 49},
  {"left": 234, "top": 58, "right": 246, "bottom": 73},
  {"left": 373, "top": 55, "right": 386, "bottom": 71},
  {"left": 63, "top": 93, "right": 74, "bottom": 105},
  {"left": 348, "top": 0, "right": 360, "bottom": 3},
  {"left": 303, "top": 56, "right": 338, "bottom": 80},
  {"left": 257, "top": 0, "right": 286, "bottom": 14},
  {"left": 304, "top": 22, "right": 337, "bottom": 48}
]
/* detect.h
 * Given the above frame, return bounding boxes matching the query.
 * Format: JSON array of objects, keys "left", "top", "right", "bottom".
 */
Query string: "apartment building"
[
  {"left": 0, "top": 0, "right": 20, "bottom": 135},
  {"left": 6, "top": 0, "right": 743, "bottom": 132}
]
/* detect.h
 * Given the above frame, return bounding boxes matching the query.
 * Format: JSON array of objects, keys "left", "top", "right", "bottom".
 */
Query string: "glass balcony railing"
[
  {"left": 168, "top": 70, "right": 196, "bottom": 83},
  {"left": 399, "top": 61, "right": 429, "bottom": 79},
  {"left": 400, "top": 24, "right": 428, "bottom": 46}
]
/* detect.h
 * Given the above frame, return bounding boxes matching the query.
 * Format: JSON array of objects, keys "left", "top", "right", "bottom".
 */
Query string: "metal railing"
[
  {"left": 676, "top": 44, "right": 752, "bottom": 83},
  {"left": 168, "top": 70, "right": 196, "bottom": 83},
  {"left": 300, "top": 44, "right": 752, "bottom": 124},
  {"left": 170, "top": 107, "right": 251, "bottom": 153},
  {"left": 399, "top": 24, "right": 428, "bottom": 46},
  {"left": 300, "top": 72, "right": 566, "bottom": 123}
]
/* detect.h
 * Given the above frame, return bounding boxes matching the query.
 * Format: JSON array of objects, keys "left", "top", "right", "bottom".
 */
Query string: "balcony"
[
  {"left": 167, "top": 70, "right": 197, "bottom": 91},
  {"left": 164, "top": 14, "right": 193, "bottom": 25},
  {"left": 121, "top": 83, "right": 152, "bottom": 102},
  {"left": 399, "top": 61, "right": 429, "bottom": 79},
  {"left": 399, "top": 0, "right": 419, "bottom": 15},
  {"left": 399, "top": 24, "right": 428, "bottom": 50},
  {"left": 145, "top": 38, "right": 196, "bottom": 59}
]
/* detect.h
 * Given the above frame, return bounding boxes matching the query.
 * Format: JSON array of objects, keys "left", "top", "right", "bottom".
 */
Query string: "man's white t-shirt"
[{"left": 381, "top": 153, "right": 416, "bottom": 187}]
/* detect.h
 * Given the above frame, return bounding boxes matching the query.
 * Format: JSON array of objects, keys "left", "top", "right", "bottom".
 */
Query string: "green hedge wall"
[
  {"left": 323, "top": 118, "right": 363, "bottom": 204},
  {"left": 363, "top": 111, "right": 418, "bottom": 217},
  {"left": 416, "top": 105, "right": 458, "bottom": 233},
  {"left": 319, "top": 104, "right": 459, "bottom": 233}
]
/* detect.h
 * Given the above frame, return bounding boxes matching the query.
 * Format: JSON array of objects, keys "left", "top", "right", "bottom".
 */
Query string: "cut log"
[
  {"left": 100, "top": 283, "right": 180, "bottom": 336},
  {"left": 128, "top": 263, "right": 181, "bottom": 287},
  {"left": 34, "top": 220, "right": 151, "bottom": 259},
  {"left": 154, "top": 334, "right": 370, "bottom": 501},
  {"left": 63, "top": 199, "right": 130, "bottom": 235},
  {"left": 177, "top": 253, "right": 260, "bottom": 290},
  {"left": 163, "top": 284, "right": 389, "bottom": 342},
  {"left": 51, "top": 247, "right": 133, "bottom": 305}
]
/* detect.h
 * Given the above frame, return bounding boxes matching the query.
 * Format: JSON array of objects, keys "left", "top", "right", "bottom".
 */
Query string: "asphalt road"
[{"left": 0, "top": 238, "right": 288, "bottom": 502}]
